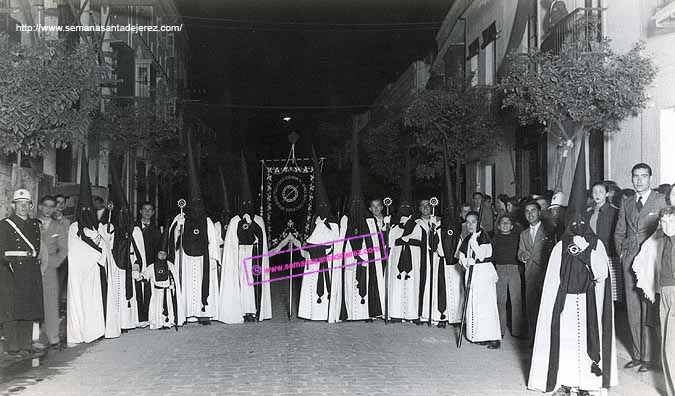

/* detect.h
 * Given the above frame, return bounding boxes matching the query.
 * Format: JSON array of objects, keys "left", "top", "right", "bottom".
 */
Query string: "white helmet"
[
  {"left": 12, "top": 189, "right": 32, "bottom": 203},
  {"left": 549, "top": 192, "right": 567, "bottom": 208}
]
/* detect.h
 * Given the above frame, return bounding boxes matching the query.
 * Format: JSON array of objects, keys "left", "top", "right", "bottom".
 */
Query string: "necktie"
[{"left": 637, "top": 196, "right": 643, "bottom": 212}]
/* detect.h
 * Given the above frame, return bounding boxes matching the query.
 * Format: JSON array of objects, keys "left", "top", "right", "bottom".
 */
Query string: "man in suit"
[
  {"left": 471, "top": 192, "right": 494, "bottom": 234},
  {"left": 518, "top": 201, "right": 555, "bottom": 344},
  {"left": 37, "top": 195, "right": 68, "bottom": 348},
  {"left": 615, "top": 163, "right": 667, "bottom": 372}
]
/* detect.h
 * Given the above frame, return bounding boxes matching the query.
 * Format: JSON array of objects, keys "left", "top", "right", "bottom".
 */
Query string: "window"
[
  {"left": 484, "top": 41, "right": 495, "bottom": 85},
  {"left": 167, "top": 33, "right": 175, "bottom": 57},
  {"left": 481, "top": 23, "right": 497, "bottom": 86},
  {"left": 136, "top": 63, "right": 150, "bottom": 97},
  {"left": 467, "top": 39, "right": 480, "bottom": 86}
]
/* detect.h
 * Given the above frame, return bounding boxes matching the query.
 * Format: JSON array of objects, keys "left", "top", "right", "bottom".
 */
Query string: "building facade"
[
  {"left": 0, "top": 0, "right": 188, "bottom": 220},
  {"left": 430, "top": 0, "right": 675, "bottom": 200}
]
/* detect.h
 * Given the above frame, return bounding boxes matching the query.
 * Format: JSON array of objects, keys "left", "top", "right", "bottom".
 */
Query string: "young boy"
[
  {"left": 136, "top": 248, "right": 185, "bottom": 330},
  {"left": 457, "top": 212, "right": 501, "bottom": 349},
  {"left": 492, "top": 215, "right": 525, "bottom": 338}
]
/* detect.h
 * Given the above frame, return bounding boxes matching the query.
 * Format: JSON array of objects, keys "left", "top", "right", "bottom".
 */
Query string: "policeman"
[{"left": 0, "top": 189, "right": 44, "bottom": 357}]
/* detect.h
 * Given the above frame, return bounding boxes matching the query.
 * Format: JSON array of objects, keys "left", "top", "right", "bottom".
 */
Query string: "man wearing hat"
[
  {"left": 0, "top": 188, "right": 44, "bottom": 357},
  {"left": 549, "top": 192, "right": 568, "bottom": 242}
]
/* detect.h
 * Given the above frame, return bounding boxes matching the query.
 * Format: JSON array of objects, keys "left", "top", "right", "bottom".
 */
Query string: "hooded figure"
[
  {"left": 139, "top": 220, "right": 185, "bottom": 329},
  {"left": 67, "top": 148, "right": 112, "bottom": 343},
  {"left": 217, "top": 152, "right": 272, "bottom": 324},
  {"left": 106, "top": 159, "right": 140, "bottom": 331},
  {"left": 339, "top": 129, "right": 384, "bottom": 322},
  {"left": 387, "top": 148, "right": 424, "bottom": 321},
  {"left": 168, "top": 131, "right": 221, "bottom": 323},
  {"left": 528, "top": 137, "right": 617, "bottom": 395},
  {"left": 298, "top": 147, "right": 344, "bottom": 322},
  {"left": 426, "top": 145, "right": 464, "bottom": 326},
  {"left": 213, "top": 166, "right": 232, "bottom": 278}
]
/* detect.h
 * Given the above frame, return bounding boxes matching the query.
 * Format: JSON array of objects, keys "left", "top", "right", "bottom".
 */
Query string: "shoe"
[
  {"left": 365, "top": 319, "right": 373, "bottom": 323},
  {"left": 437, "top": 322, "right": 446, "bottom": 328},
  {"left": 8, "top": 350, "right": 30, "bottom": 358},
  {"left": 624, "top": 359, "right": 641, "bottom": 369},
  {"left": 638, "top": 363, "right": 654, "bottom": 372},
  {"left": 551, "top": 386, "right": 571, "bottom": 396},
  {"left": 487, "top": 341, "right": 501, "bottom": 349}
]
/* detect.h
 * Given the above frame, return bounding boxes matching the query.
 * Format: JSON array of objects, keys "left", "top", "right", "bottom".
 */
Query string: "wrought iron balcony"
[{"left": 541, "top": 7, "right": 603, "bottom": 55}]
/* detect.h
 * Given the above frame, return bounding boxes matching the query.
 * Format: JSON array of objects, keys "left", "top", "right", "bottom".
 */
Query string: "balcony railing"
[{"left": 541, "top": 7, "right": 603, "bottom": 55}]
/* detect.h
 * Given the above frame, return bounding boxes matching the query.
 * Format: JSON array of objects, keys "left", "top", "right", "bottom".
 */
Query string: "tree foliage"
[
  {"left": 94, "top": 99, "right": 183, "bottom": 177},
  {"left": 0, "top": 34, "right": 102, "bottom": 156},
  {"left": 500, "top": 35, "right": 656, "bottom": 190},
  {"left": 363, "top": 79, "right": 503, "bottom": 183}
]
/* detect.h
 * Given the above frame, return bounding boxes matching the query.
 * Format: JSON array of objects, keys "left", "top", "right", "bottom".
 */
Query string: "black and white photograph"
[{"left": 1, "top": 0, "right": 674, "bottom": 395}]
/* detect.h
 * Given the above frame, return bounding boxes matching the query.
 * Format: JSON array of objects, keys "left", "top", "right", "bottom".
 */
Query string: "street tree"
[
  {"left": 0, "top": 33, "right": 101, "bottom": 157},
  {"left": 500, "top": 36, "right": 656, "bottom": 192},
  {"left": 363, "top": 79, "right": 502, "bottom": 185}
]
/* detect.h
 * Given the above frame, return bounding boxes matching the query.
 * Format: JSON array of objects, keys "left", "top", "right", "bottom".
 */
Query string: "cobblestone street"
[{"left": 0, "top": 281, "right": 666, "bottom": 396}]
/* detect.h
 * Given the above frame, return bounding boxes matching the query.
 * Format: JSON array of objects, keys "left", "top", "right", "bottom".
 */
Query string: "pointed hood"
[
  {"left": 218, "top": 166, "right": 231, "bottom": 225},
  {"left": 109, "top": 157, "right": 130, "bottom": 214},
  {"left": 109, "top": 157, "right": 133, "bottom": 262},
  {"left": 239, "top": 151, "right": 254, "bottom": 216},
  {"left": 76, "top": 147, "right": 97, "bottom": 229},
  {"left": 566, "top": 136, "right": 588, "bottom": 226},
  {"left": 186, "top": 131, "right": 205, "bottom": 217},
  {"left": 159, "top": 218, "right": 171, "bottom": 254},
  {"left": 397, "top": 148, "right": 413, "bottom": 220},
  {"left": 346, "top": 128, "right": 367, "bottom": 236},
  {"left": 312, "top": 146, "right": 332, "bottom": 220},
  {"left": 442, "top": 144, "right": 457, "bottom": 221}
]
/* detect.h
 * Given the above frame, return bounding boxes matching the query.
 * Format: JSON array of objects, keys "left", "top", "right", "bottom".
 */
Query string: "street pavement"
[{"left": 0, "top": 280, "right": 666, "bottom": 396}]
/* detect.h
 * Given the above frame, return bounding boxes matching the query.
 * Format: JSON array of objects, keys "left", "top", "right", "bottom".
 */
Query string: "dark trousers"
[
  {"left": 661, "top": 286, "right": 675, "bottom": 396},
  {"left": 524, "top": 264, "right": 545, "bottom": 343},
  {"left": 496, "top": 265, "right": 525, "bottom": 337},
  {"left": 623, "top": 255, "right": 660, "bottom": 362},
  {"left": 3, "top": 320, "right": 33, "bottom": 352}
]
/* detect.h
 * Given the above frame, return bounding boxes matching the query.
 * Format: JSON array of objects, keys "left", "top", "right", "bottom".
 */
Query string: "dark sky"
[{"left": 176, "top": 0, "right": 451, "bottom": 158}]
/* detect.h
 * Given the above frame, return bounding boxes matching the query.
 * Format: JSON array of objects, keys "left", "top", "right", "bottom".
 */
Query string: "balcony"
[{"left": 541, "top": 7, "right": 603, "bottom": 55}]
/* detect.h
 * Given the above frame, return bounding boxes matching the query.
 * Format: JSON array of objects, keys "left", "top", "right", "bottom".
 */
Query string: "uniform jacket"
[{"left": 0, "top": 214, "right": 44, "bottom": 323}]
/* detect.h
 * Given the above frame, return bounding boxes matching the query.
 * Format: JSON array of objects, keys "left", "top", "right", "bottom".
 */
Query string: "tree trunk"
[
  {"left": 553, "top": 126, "right": 586, "bottom": 193},
  {"left": 554, "top": 140, "right": 572, "bottom": 193}
]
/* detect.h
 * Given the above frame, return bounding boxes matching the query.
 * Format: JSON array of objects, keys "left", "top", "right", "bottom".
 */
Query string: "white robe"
[
  {"left": 170, "top": 215, "right": 220, "bottom": 320},
  {"left": 366, "top": 217, "right": 387, "bottom": 312},
  {"left": 387, "top": 217, "right": 422, "bottom": 321},
  {"left": 216, "top": 214, "right": 272, "bottom": 323},
  {"left": 340, "top": 215, "right": 385, "bottom": 321},
  {"left": 431, "top": 227, "right": 464, "bottom": 324},
  {"left": 131, "top": 225, "right": 150, "bottom": 327},
  {"left": 417, "top": 217, "right": 438, "bottom": 323},
  {"left": 213, "top": 220, "right": 225, "bottom": 284},
  {"left": 528, "top": 241, "right": 618, "bottom": 393},
  {"left": 458, "top": 232, "right": 501, "bottom": 342},
  {"left": 298, "top": 218, "right": 344, "bottom": 321},
  {"left": 101, "top": 224, "right": 138, "bottom": 338},
  {"left": 66, "top": 222, "right": 105, "bottom": 344},
  {"left": 141, "top": 261, "right": 186, "bottom": 329}
]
